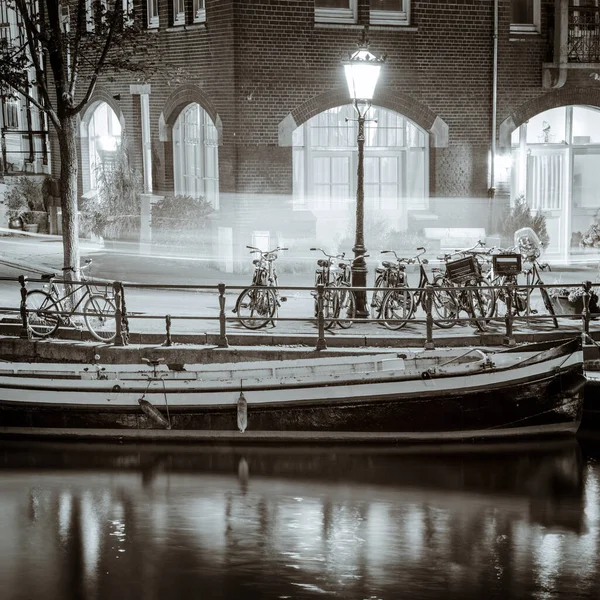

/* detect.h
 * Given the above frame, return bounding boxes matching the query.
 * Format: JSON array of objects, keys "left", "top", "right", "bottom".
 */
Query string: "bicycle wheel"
[
  {"left": 235, "top": 287, "right": 276, "bottom": 329},
  {"left": 381, "top": 287, "right": 414, "bottom": 330},
  {"left": 468, "top": 280, "right": 495, "bottom": 332},
  {"left": 525, "top": 271, "right": 559, "bottom": 328},
  {"left": 370, "top": 275, "right": 387, "bottom": 318},
  {"left": 540, "top": 287, "right": 559, "bottom": 329},
  {"left": 26, "top": 290, "right": 60, "bottom": 337},
  {"left": 431, "top": 276, "right": 458, "bottom": 328},
  {"left": 335, "top": 286, "right": 355, "bottom": 329},
  {"left": 84, "top": 294, "right": 117, "bottom": 342}
]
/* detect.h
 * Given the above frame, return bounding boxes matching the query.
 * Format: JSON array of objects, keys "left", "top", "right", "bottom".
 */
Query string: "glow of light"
[
  {"left": 58, "top": 492, "right": 72, "bottom": 543},
  {"left": 98, "top": 135, "right": 117, "bottom": 151}
]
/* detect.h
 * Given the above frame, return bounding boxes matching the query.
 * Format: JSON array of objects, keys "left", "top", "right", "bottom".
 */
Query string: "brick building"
[{"left": 3, "top": 0, "right": 600, "bottom": 265}]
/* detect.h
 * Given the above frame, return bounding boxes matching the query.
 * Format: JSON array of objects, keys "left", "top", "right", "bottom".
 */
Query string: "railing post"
[
  {"left": 424, "top": 285, "right": 435, "bottom": 350},
  {"left": 315, "top": 283, "right": 327, "bottom": 351},
  {"left": 217, "top": 283, "right": 229, "bottom": 348},
  {"left": 503, "top": 284, "right": 516, "bottom": 346},
  {"left": 164, "top": 314, "right": 172, "bottom": 347},
  {"left": 112, "top": 281, "right": 124, "bottom": 346},
  {"left": 582, "top": 280, "right": 592, "bottom": 336},
  {"left": 120, "top": 283, "right": 130, "bottom": 344},
  {"left": 18, "top": 275, "right": 30, "bottom": 339}
]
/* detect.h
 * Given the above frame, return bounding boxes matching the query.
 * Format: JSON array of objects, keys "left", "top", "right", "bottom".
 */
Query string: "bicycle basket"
[
  {"left": 445, "top": 255, "right": 479, "bottom": 283},
  {"left": 492, "top": 253, "right": 522, "bottom": 276}
]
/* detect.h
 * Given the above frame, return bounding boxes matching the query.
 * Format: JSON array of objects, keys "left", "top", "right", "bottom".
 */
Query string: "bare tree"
[{"left": 0, "top": 0, "right": 156, "bottom": 279}]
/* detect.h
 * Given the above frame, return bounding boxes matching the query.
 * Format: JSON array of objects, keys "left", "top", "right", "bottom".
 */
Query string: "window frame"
[
  {"left": 193, "top": 0, "right": 206, "bottom": 23},
  {"left": 369, "top": 0, "right": 410, "bottom": 26},
  {"left": 4, "top": 98, "right": 19, "bottom": 130},
  {"left": 147, "top": 0, "right": 159, "bottom": 28},
  {"left": 315, "top": 0, "right": 357, "bottom": 25},
  {"left": 510, "top": 0, "right": 541, "bottom": 34},
  {"left": 172, "top": 0, "right": 185, "bottom": 26}
]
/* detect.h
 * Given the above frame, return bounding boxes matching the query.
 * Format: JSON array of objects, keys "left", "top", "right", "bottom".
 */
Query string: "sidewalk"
[{"left": 1, "top": 229, "right": 599, "bottom": 288}]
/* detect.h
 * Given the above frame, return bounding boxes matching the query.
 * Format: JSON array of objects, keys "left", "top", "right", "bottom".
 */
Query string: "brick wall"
[{"left": 46, "top": 0, "right": 600, "bottom": 229}]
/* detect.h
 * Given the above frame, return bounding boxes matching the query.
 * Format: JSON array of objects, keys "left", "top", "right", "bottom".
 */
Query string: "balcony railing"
[{"left": 568, "top": 4, "right": 600, "bottom": 63}]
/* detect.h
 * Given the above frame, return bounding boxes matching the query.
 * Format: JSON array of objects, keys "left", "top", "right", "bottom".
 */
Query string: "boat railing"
[{"left": 6, "top": 275, "right": 600, "bottom": 352}]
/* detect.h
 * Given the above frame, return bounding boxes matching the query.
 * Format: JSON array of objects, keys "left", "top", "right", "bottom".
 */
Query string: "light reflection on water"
[{"left": 0, "top": 438, "right": 598, "bottom": 600}]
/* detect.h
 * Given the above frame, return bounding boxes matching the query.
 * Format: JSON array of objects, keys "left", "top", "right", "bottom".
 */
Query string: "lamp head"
[{"left": 343, "top": 27, "right": 385, "bottom": 101}]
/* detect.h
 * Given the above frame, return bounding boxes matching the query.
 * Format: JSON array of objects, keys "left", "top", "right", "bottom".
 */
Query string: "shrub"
[
  {"left": 500, "top": 195, "right": 549, "bottom": 249},
  {"left": 5, "top": 176, "right": 45, "bottom": 219},
  {"left": 84, "top": 143, "right": 142, "bottom": 239},
  {"left": 151, "top": 195, "right": 214, "bottom": 246}
]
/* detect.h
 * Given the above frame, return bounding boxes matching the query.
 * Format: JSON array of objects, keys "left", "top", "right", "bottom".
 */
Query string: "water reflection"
[{"left": 0, "top": 439, "right": 597, "bottom": 599}]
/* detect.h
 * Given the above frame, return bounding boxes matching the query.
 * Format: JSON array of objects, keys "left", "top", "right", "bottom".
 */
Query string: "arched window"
[
  {"left": 293, "top": 105, "right": 428, "bottom": 214},
  {"left": 172, "top": 103, "right": 219, "bottom": 207},
  {"left": 511, "top": 105, "right": 600, "bottom": 258},
  {"left": 88, "top": 102, "right": 121, "bottom": 190}
]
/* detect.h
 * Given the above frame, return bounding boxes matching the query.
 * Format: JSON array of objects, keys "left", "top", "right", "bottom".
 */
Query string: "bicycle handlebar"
[{"left": 310, "top": 247, "right": 345, "bottom": 260}]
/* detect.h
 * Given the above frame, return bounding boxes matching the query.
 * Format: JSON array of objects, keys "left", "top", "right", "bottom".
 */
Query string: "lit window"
[
  {"left": 370, "top": 0, "right": 410, "bottom": 26},
  {"left": 4, "top": 99, "right": 19, "bottom": 129},
  {"left": 315, "top": 0, "right": 357, "bottom": 24},
  {"left": 510, "top": 0, "right": 540, "bottom": 33},
  {"left": 173, "top": 103, "right": 219, "bottom": 207},
  {"left": 173, "top": 0, "right": 185, "bottom": 25},
  {"left": 293, "top": 105, "right": 428, "bottom": 212},
  {"left": 147, "top": 0, "right": 159, "bottom": 28},
  {"left": 123, "top": 0, "right": 134, "bottom": 27},
  {"left": 193, "top": 0, "right": 206, "bottom": 23}
]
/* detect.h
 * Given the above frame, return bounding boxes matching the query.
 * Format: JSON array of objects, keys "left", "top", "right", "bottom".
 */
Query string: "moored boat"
[{"left": 0, "top": 337, "right": 586, "bottom": 443}]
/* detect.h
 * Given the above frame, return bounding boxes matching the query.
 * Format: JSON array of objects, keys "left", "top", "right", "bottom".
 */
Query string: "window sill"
[{"left": 165, "top": 22, "right": 206, "bottom": 32}]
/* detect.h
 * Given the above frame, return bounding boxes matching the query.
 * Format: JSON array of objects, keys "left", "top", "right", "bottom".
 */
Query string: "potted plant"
[
  {"left": 548, "top": 285, "right": 599, "bottom": 317},
  {"left": 4, "top": 176, "right": 47, "bottom": 232}
]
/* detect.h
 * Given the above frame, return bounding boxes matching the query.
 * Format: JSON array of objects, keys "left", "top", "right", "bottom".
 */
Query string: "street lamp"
[{"left": 343, "top": 28, "right": 385, "bottom": 317}]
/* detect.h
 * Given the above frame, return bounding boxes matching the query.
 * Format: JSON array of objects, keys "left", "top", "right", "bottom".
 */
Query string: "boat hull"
[{"left": 0, "top": 339, "right": 586, "bottom": 443}]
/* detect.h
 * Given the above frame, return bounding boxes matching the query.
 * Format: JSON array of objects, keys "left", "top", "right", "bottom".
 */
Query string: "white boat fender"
[
  {"left": 237, "top": 392, "right": 248, "bottom": 433},
  {"left": 138, "top": 398, "right": 170, "bottom": 429}
]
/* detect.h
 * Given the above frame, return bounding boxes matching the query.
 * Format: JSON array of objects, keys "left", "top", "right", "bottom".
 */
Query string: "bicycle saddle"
[{"left": 41, "top": 273, "right": 55, "bottom": 281}]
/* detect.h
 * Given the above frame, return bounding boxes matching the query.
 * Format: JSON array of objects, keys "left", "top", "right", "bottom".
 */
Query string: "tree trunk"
[{"left": 58, "top": 115, "right": 80, "bottom": 281}]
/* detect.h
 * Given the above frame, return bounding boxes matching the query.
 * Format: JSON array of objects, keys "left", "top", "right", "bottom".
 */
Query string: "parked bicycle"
[
  {"left": 232, "top": 245, "right": 287, "bottom": 329},
  {"left": 309, "top": 248, "right": 366, "bottom": 330},
  {"left": 26, "top": 259, "right": 117, "bottom": 342},
  {"left": 435, "top": 242, "right": 496, "bottom": 332},
  {"left": 379, "top": 248, "right": 455, "bottom": 330}
]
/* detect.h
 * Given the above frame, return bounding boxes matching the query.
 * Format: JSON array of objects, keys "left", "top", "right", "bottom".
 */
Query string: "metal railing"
[
  {"left": 8, "top": 275, "right": 600, "bottom": 352},
  {"left": 568, "top": 4, "right": 600, "bottom": 63}
]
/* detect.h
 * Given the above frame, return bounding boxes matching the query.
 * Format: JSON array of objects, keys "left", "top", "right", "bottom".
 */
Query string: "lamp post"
[{"left": 343, "top": 28, "right": 385, "bottom": 318}]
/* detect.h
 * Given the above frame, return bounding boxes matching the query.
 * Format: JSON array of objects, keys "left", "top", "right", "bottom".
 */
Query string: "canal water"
[{"left": 1, "top": 437, "right": 599, "bottom": 600}]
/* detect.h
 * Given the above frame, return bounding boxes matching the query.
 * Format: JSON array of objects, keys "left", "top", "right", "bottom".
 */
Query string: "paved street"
[{"left": 0, "top": 230, "right": 598, "bottom": 343}]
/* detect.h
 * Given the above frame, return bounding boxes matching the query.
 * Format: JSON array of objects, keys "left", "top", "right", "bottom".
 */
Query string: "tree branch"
[
  {"left": 13, "top": 0, "right": 55, "bottom": 115},
  {"left": 72, "top": 0, "right": 123, "bottom": 115}
]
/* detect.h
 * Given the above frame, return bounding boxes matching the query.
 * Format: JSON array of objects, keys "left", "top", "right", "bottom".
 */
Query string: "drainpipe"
[{"left": 488, "top": 0, "right": 499, "bottom": 235}]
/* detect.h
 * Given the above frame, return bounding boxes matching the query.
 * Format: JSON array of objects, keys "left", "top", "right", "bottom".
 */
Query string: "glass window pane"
[
  {"left": 364, "top": 157, "right": 378, "bottom": 183},
  {"left": 370, "top": 0, "right": 402, "bottom": 11},
  {"left": 331, "top": 157, "right": 349, "bottom": 183},
  {"left": 511, "top": 127, "right": 520, "bottom": 147},
  {"left": 381, "top": 157, "right": 398, "bottom": 183},
  {"left": 511, "top": 0, "right": 533, "bottom": 23},
  {"left": 572, "top": 106, "right": 600, "bottom": 145},
  {"left": 525, "top": 107, "right": 566, "bottom": 144},
  {"left": 573, "top": 153, "right": 600, "bottom": 208},
  {"left": 315, "top": 0, "right": 350, "bottom": 7}
]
